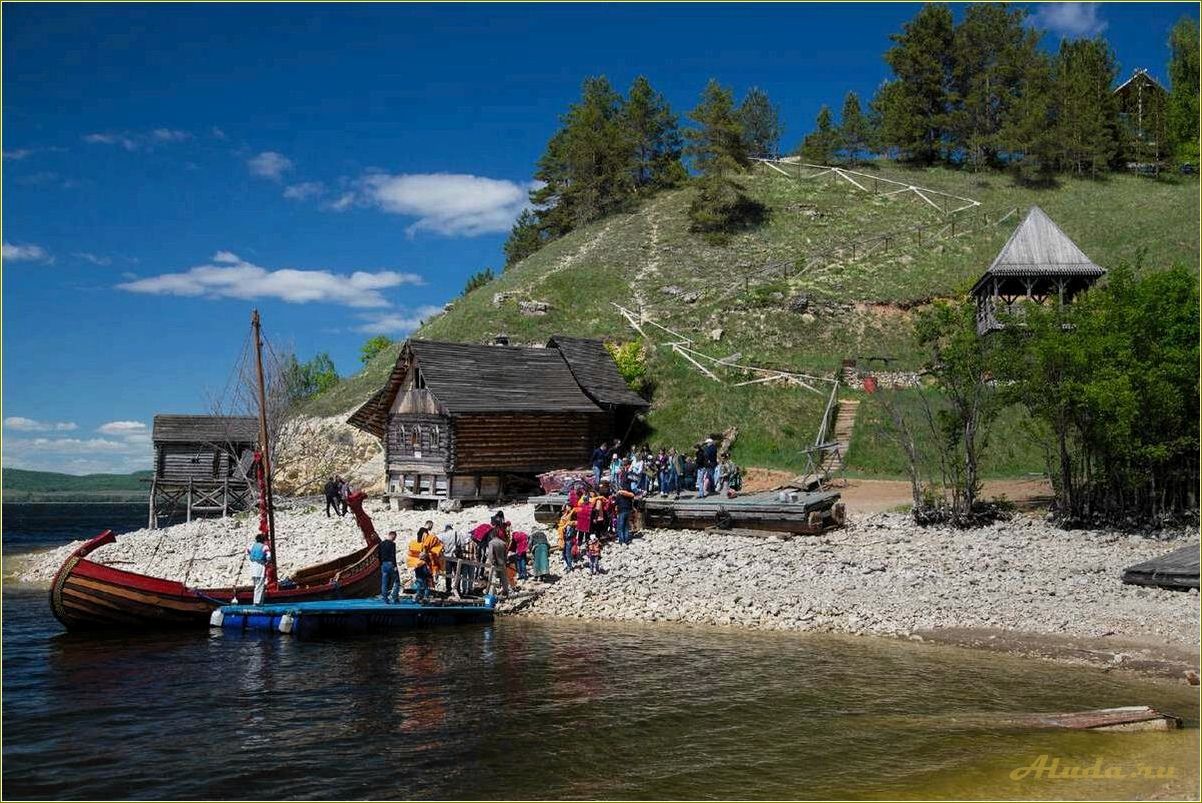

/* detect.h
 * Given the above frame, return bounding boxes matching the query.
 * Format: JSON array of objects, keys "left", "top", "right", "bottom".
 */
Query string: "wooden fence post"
[{"left": 186, "top": 478, "right": 193, "bottom": 523}]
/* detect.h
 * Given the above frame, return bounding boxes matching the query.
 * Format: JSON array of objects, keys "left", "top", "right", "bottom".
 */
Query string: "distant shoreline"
[{"left": 3, "top": 494, "right": 146, "bottom": 504}]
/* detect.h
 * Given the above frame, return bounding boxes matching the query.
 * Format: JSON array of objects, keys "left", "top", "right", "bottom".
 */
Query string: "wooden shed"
[
  {"left": 348, "top": 337, "right": 648, "bottom": 507},
  {"left": 970, "top": 206, "right": 1105, "bottom": 334},
  {"left": 149, "top": 414, "right": 259, "bottom": 526}
]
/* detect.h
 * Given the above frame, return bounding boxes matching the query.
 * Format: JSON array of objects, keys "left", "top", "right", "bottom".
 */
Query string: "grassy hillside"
[
  {"left": 2, "top": 468, "right": 152, "bottom": 502},
  {"left": 306, "top": 165, "right": 1199, "bottom": 476}
]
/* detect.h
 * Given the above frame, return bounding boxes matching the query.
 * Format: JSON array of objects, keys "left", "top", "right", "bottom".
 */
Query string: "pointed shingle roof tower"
[{"left": 971, "top": 206, "right": 1105, "bottom": 333}]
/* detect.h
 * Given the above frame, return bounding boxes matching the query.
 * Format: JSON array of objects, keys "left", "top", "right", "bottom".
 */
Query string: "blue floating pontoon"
[{"left": 211, "top": 596, "right": 496, "bottom": 637}]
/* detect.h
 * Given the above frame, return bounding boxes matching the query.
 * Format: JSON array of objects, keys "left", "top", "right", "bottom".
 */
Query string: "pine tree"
[
  {"left": 503, "top": 209, "right": 545, "bottom": 269},
  {"left": 685, "top": 79, "right": 764, "bottom": 241},
  {"left": 1053, "top": 38, "right": 1119, "bottom": 176},
  {"left": 531, "top": 76, "right": 633, "bottom": 236},
  {"left": 838, "top": 91, "right": 870, "bottom": 164},
  {"left": 880, "top": 3, "right": 955, "bottom": 164},
  {"left": 949, "top": 4, "right": 1041, "bottom": 170},
  {"left": 738, "top": 86, "right": 783, "bottom": 159},
  {"left": 685, "top": 79, "right": 749, "bottom": 177},
  {"left": 799, "top": 105, "right": 837, "bottom": 164},
  {"left": 623, "top": 75, "right": 686, "bottom": 191},
  {"left": 1167, "top": 17, "right": 1200, "bottom": 167},
  {"left": 999, "top": 49, "right": 1057, "bottom": 184}
]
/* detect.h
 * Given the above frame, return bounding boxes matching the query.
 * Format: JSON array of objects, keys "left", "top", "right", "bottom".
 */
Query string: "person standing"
[
  {"left": 694, "top": 443, "right": 709, "bottom": 497},
  {"left": 247, "top": 533, "right": 272, "bottom": 605},
  {"left": 337, "top": 477, "right": 352, "bottom": 516},
  {"left": 630, "top": 450, "right": 645, "bottom": 494},
  {"left": 668, "top": 448, "right": 683, "bottom": 498},
  {"left": 608, "top": 452, "right": 621, "bottom": 486},
  {"left": 324, "top": 476, "right": 341, "bottom": 518},
  {"left": 614, "top": 473, "right": 636, "bottom": 545},
  {"left": 510, "top": 529, "right": 530, "bottom": 580},
  {"left": 704, "top": 437, "right": 719, "bottom": 496},
  {"left": 530, "top": 529, "right": 551, "bottom": 580},
  {"left": 379, "top": 530, "right": 400, "bottom": 604},
  {"left": 591, "top": 441, "right": 608, "bottom": 489},
  {"left": 438, "top": 524, "right": 463, "bottom": 595},
  {"left": 586, "top": 535, "right": 602, "bottom": 575},
  {"left": 486, "top": 526, "right": 511, "bottom": 597}
]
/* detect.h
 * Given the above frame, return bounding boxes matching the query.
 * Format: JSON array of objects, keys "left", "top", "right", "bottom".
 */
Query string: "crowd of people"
[
  {"left": 588, "top": 438, "right": 742, "bottom": 500},
  {"left": 323, "top": 436, "right": 743, "bottom": 606}
]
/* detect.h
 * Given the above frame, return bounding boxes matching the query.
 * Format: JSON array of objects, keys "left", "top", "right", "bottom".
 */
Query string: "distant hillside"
[
  {"left": 3, "top": 468, "right": 152, "bottom": 502},
  {"left": 304, "top": 165, "right": 1200, "bottom": 475}
]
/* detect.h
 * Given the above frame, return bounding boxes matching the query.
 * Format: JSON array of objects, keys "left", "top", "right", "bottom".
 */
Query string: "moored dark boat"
[{"left": 49, "top": 492, "right": 381, "bottom": 630}]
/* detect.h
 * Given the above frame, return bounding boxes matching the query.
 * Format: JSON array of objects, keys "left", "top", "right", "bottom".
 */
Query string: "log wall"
[{"left": 450, "top": 413, "right": 599, "bottom": 473}]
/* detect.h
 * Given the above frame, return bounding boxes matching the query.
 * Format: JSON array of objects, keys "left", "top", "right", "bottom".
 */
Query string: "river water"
[{"left": 3, "top": 505, "right": 1198, "bottom": 799}]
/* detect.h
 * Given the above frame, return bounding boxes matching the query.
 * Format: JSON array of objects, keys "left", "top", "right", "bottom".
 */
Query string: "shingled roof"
[
  {"left": 152, "top": 415, "right": 259, "bottom": 444},
  {"left": 971, "top": 206, "right": 1105, "bottom": 294},
  {"left": 547, "top": 335, "right": 650, "bottom": 410},
  {"left": 347, "top": 340, "right": 604, "bottom": 437}
]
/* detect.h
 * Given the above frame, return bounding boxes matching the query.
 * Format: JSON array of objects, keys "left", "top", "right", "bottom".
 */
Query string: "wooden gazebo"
[
  {"left": 149, "top": 414, "right": 259, "bottom": 527},
  {"left": 970, "top": 206, "right": 1105, "bottom": 334}
]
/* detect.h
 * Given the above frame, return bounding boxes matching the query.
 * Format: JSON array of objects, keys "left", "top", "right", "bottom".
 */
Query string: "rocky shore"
[{"left": 10, "top": 502, "right": 1197, "bottom": 675}]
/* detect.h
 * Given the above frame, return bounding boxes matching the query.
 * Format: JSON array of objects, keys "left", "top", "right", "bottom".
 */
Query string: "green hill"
[
  {"left": 2, "top": 468, "right": 152, "bottom": 502},
  {"left": 306, "top": 164, "right": 1199, "bottom": 476}
]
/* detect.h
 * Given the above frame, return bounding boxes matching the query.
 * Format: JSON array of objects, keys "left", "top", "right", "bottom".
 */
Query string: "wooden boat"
[
  {"left": 49, "top": 310, "right": 382, "bottom": 630},
  {"left": 49, "top": 492, "right": 381, "bottom": 630}
]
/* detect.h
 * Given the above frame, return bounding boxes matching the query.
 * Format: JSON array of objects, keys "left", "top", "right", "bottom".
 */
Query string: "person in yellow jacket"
[{"left": 406, "top": 530, "right": 443, "bottom": 602}]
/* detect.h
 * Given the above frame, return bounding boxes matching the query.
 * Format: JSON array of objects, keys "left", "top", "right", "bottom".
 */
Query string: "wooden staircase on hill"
[{"left": 796, "top": 398, "right": 860, "bottom": 490}]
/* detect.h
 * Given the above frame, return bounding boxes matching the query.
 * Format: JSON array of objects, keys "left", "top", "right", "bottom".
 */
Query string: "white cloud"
[
  {"left": 74, "top": 252, "right": 113, "bottom": 266},
  {"left": 355, "top": 305, "right": 445, "bottom": 335},
  {"left": 151, "top": 128, "right": 190, "bottom": 142},
  {"left": 83, "top": 132, "right": 140, "bottom": 151},
  {"left": 1029, "top": 3, "right": 1107, "bottom": 37},
  {"left": 116, "top": 251, "right": 423, "bottom": 308},
  {"left": 3, "top": 242, "right": 51, "bottom": 262},
  {"left": 97, "top": 420, "right": 147, "bottom": 435},
  {"left": 4, "top": 416, "right": 78, "bottom": 432},
  {"left": 84, "top": 129, "right": 192, "bottom": 151},
  {"left": 2, "top": 435, "right": 152, "bottom": 474},
  {"left": 358, "top": 172, "right": 534, "bottom": 236},
  {"left": 247, "top": 151, "right": 293, "bottom": 181},
  {"left": 211, "top": 126, "right": 228, "bottom": 141},
  {"left": 3, "top": 149, "right": 32, "bottom": 160},
  {"left": 327, "top": 192, "right": 356, "bottom": 212},
  {"left": 283, "top": 181, "right": 324, "bottom": 201}
]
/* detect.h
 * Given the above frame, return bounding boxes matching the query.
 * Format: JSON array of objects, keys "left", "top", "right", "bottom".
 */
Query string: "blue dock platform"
[{"left": 211, "top": 596, "right": 496, "bottom": 637}]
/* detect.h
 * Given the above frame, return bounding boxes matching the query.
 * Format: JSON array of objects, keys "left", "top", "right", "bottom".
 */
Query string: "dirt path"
[
  {"left": 629, "top": 198, "right": 663, "bottom": 313},
  {"left": 740, "top": 468, "right": 1053, "bottom": 514}
]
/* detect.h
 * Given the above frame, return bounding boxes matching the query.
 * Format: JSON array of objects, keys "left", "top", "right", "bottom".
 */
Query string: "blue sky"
[{"left": 3, "top": 2, "right": 1195, "bottom": 473}]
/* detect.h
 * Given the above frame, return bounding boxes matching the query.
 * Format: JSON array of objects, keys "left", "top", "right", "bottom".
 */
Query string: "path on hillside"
[
  {"left": 529, "top": 217, "right": 617, "bottom": 294},
  {"left": 629, "top": 198, "right": 664, "bottom": 314}
]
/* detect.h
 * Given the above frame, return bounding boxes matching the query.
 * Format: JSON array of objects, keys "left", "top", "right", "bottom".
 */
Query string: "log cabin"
[
  {"left": 348, "top": 337, "right": 648, "bottom": 507},
  {"left": 149, "top": 414, "right": 258, "bottom": 527}
]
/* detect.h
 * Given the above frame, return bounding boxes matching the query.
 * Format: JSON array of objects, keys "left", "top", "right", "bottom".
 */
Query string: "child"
[{"left": 586, "top": 534, "right": 602, "bottom": 575}]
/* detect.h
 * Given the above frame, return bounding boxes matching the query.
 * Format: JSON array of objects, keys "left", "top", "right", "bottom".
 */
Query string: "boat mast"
[{"left": 250, "top": 309, "right": 278, "bottom": 582}]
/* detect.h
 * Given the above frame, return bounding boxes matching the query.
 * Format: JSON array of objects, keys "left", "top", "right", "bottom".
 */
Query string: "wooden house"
[
  {"left": 149, "top": 414, "right": 259, "bottom": 526},
  {"left": 348, "top": 337, "right": 648, "bottom": 507},
  {"left": 1114, "top": 68, "right": 1169, "bottom": 168},
  {"left": 971, "top": 206, "right": 1105, "bottom": 335}
]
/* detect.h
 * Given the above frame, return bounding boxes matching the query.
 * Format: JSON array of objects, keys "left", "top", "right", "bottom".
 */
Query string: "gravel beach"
[{"left": 10, "top": 501, "right": 1198, "bottom": 674}]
